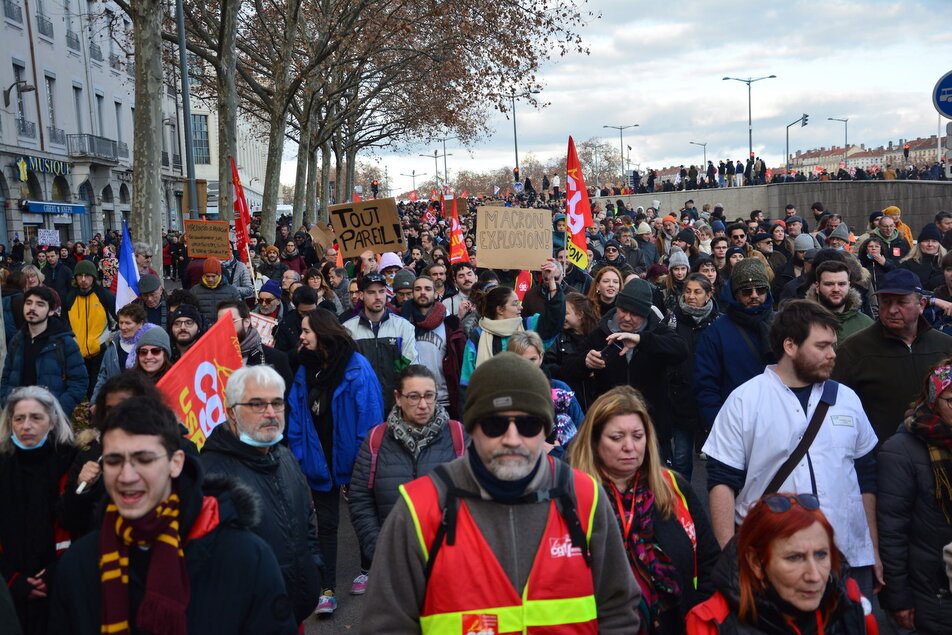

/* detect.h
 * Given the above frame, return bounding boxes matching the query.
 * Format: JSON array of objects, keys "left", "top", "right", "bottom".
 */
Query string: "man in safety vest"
[{"left": 360, "top": 352, "right": 640, "bottom": 634}]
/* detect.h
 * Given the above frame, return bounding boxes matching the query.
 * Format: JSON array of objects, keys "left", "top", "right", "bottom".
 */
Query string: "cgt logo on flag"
[{"left": 462, "top": 613, "right": 498, "bottom": 635}]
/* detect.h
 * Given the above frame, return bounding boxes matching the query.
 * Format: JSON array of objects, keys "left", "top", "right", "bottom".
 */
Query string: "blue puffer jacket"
[
  {"left": 287, "top": 352, "right": 384, "bottom": 492},
  {"left": 693, "top": 283, "right": 775, "bottom": 431},
  {"left": 1, "top": 317, "right": 88, "bottom": 416}
]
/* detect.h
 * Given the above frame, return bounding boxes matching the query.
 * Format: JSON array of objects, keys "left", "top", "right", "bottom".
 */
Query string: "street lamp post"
[
  {"left": 785, "top": 114, "right": 810, "bottom": 178},
  {"left": 828, "top": 117, "right": 848, "bottom": 170},
  {"left": 504, "top": 90, "right": 541, "bottom": 182},
  {"left": 436, "top": 135, "right": 459, "bottom": 186},
  {"left": 400, "top": 170, "right": 427, "bottom": 192},
  {"left": 689, "top": 141, "right": 708, "bottom": 167},
  {"left": 603, "top": 124, "right": 639, "bottom": 187},
  {"left": 723, "top": 75, "right": 776, "bottom": 159},
  {"left": 419, "top": 150, "right": 450, "bottom": 190}
]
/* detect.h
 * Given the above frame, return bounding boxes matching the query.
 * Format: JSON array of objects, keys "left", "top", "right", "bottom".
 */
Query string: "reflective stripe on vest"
[
  {"left": 662, "top": 469, "right": 697, "bottom": 589},
  {"left": 399, "top": 463, "right": 600, "bottom": 634}
]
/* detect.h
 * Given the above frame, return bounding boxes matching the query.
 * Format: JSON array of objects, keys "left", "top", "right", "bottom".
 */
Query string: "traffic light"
[
  {"left": 371, "top": 180, "right": 379, "bottom": 197},
  {"left": 513, "top": 167, "right": 520, "bottom": 183},
  {"left": 801, "top": 114, "right": 809, "bottom": 127},
  {"left": 903, "top": 144, "right": 910, "bottom": 159}
]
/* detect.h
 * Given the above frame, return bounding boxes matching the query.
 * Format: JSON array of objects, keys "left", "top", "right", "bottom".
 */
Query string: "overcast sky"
[{"left": 281, "top": 0, "right": 952, "bottom": 194}]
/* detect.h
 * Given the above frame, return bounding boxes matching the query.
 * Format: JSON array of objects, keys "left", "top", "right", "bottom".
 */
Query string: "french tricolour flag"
[{"left": 116, "top": 219, "right": 140, "bottom": 308}]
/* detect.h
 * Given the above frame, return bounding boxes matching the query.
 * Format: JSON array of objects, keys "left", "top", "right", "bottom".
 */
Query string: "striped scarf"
[
  {"left": 98, "top": 488, "right": 190, "bottom": 635},
  {"left": 905, "top": 405, "right": 952, "bottom": 524}
]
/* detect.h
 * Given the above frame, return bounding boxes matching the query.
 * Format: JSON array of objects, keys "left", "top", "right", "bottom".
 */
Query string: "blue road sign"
[{"left": 934, "top": 70, "right": 952, "bottom": 118}]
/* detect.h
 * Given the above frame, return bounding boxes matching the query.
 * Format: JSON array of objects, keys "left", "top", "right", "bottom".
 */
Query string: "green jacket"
[{"left": 806, "top": 287, "right": 873, "bottom": 346}]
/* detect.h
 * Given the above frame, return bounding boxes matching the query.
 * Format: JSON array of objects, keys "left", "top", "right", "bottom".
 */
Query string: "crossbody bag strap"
[{"left": 763, "top": 382, "right": 837, "bottom": 495}]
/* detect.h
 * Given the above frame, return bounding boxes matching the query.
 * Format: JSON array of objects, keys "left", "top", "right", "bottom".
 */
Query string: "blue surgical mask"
[
  {"left": 239, "top": 431, "right": 283, "bottom": 448},
  {"left": 12, "top": 432, "right": 48, "bottom": 450}
]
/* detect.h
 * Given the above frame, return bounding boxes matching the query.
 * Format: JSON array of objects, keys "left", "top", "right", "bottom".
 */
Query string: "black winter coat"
[
  {"left": 347, "top": 418, "right": 465, "bottom": 562},
  {"left": 200, "top": 425, "right": 323, "bottom": 623},
  {"left": 877, "top": 428, "right": 952, "bottom": 633},
  {"left": 48, "top": 464, "right": 297, "bottom": 634},
  {"left": 666, "top": 304, "right": 720, "bottom": 432},
  {"left": 563, "top": 310, "right": 689, "bottom": 441},
  {"left": 543, "top": 328, "right": 596, "bottom": 410}
]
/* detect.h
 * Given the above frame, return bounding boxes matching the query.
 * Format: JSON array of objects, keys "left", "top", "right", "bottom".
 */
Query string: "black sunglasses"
[
  {"left": 477, "top": 414, "right": 546, "bottom": 438},
  {"left": 739, "top": 286, "right": 769, "bottom": 297},
  {"left": 763, "top": 493, "right": 820, "bottom": 513}
]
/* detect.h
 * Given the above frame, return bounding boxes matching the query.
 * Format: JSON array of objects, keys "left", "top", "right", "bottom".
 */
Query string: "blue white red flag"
[{"left": 116, "top": 219, "right": 140, "bottom": 308}]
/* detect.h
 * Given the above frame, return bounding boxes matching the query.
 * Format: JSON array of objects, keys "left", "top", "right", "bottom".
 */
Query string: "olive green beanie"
[{"left": 463, "top": 352, "right": 554, "bottom": 435}]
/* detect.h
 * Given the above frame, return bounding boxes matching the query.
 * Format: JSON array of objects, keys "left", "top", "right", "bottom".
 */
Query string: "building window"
[
  {"left": 73, "top": 85, "right": 83, "bottom": 133},
  {"left": 96, "top": 94, "right": 104, "bottom": 136},
  {"left": 13, "top": 63, "right": 26, "bottom": 119},
  {"left": 45, "top": 76, "right": 56, "bottom": 127},
  {"left": 114, "top": 101, "right": 122, "bottom": 142},
  {"left": 191, "top": 114, "right": 210, "bottom": 164}
]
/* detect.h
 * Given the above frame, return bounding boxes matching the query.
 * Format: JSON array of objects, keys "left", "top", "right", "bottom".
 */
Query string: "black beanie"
[
  {"left": 918, "top": 223, "right": 943, "bottom": 243},
  {"left": 615, "top": 278, "right": 654, "bottom": 317},
  {"left": 463, "top": 352, "right": 554, "bottom": 435}
]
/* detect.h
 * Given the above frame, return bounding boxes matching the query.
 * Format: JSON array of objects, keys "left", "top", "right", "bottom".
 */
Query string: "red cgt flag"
[
  {"left": 430, "top": 188, "right": 438, "bottom": 201},
  {"left": 514, "top": 270, "right": 532, "bottom": 301},
  {"left": 408, "top": 190, "right": 419, "bottom": 202},
  {"left": 157, "top": 318, "right": 243, "bottom": 450},
  {"left": 446, "top": 196, "right": 469, "bottom": 264},
  {"left": 565, "top": 136, "right": 593, "bottom": 270},
  {"left": 230, "top": 157, "right": 252, "bottom": 263}
]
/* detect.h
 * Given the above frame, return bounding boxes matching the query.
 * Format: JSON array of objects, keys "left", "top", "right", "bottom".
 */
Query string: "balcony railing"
[
  {"left": 161, "top": 151, "right": 169, "bottom": 167},
  {"left": 35, "top": 12, "right": 52, "bottom": 37},
  {"left": 89, "top": 42, "right": 103, "bottom": 62},
  {"left": 16, "top": 117, "right": 36, "bottom": 138},
  {"left": 47, "top": 125, "right": 66, "bottom": 145},
  {"left": 3, "top": 0, "right": 22, "bottom": 22},
  {"left": 109, "top": 53, "right": 121, "bottom": 70},
  {"left": 172, "top": 154, "right": 182, "bottom": 170},
  {"left": 66, "top": 30, "right": 80, "bottom": 51},
  {"left": 67, "top": 133, "right": 117, "bottom": 162},
  {"left": 117, "top": 141, "right": 129, "bottom": 158}
]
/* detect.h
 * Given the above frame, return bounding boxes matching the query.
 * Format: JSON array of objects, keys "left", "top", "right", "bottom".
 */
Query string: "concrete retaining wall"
[{"left": 595, "top": 180, "right": 952, "bottom": 235}]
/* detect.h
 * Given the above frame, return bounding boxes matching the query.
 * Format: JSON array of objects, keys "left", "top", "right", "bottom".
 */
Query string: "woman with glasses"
[
  {"left": 131, "top": 328, "right": 173, "bottom": 384},
  {"left": 569, "top": 385, "right": 720, "bottom": 633},
  {"left": 348, "top": 365, "right": 466, "bottom": 597},
  {"left": 591, "top": 240, "right": 636, "bottom": 280},
  {"left": 303, "top": 267, "right": 342, "bottom": 314},
  {"left": 687, "top": 494, "right": 877, "bottom": 634},
  {"left": 288, "top": 307, "right": 384, "bottom": 615},
  {"left": 878, "top": 359, "right": 952, "bottom": 633},
  {"left": 0, "top": 386, "right": 76, "bottom": 634},
  {"left": 90, "top": 303, "right": 155, "bottom": 402}
]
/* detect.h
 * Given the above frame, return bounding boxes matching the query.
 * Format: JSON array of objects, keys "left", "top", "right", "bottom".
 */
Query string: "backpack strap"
[
  {"left": 53, "top": 339, "right": 68, "bottom": 382},
  {"left": 448, "top": 420, "right": 465, "bottom": 457},
  {"left": 366, "top": 423, "right": 388, "bottom": 490}
]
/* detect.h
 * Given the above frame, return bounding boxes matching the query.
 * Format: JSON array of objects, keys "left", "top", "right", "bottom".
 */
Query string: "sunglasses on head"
[
  {"left": 762, "top": 493, "right": 820, "bottom": 513},
  {"left": 739, "top": 286, "right": 769, "bottom": 297},
  {"left": 477, "top": 414, "right": 547, "bottom": 438}
]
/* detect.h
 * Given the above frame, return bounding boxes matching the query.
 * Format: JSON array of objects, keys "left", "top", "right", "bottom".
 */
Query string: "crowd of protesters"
[{"left": 4, "top": 182, "right": 952, "bottom": 634}]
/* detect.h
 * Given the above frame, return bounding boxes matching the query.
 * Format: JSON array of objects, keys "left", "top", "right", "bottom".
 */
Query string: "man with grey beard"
[{"left": 360, "top": 352, "right": 639, "bottom": 633}]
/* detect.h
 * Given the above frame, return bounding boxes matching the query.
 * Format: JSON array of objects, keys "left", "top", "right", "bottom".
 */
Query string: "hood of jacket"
[
  {"left": 805, "top": 286, "right": 864, "bottom": 319},
  {"left": 202, "top": 423, "right": 281, "bottom": 475}
]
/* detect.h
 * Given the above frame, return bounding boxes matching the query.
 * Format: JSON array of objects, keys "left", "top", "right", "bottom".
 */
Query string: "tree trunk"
[
  {"left": 345, "top": 144, "right": 357, "bottom": 199},
  {"left": 256, "top": 0, "right": 301, "bottom": 245},
  {"left": 291, "top": 132, "right": 309, "bottom": 230},
  {"left": 305, "top": 144, "right": 319, "bottom": 225},
  {"left": 216, "top": 0, "right": 241, "bottom": 223},
  {"left": 333, "top": 135, "right": 345, "bottom": 203},
  {"left": 319, "top": 141, "right": 331, "bottom": 221},
  {"left": 131, "top": 0, "right": 164, "bottom": 256}
]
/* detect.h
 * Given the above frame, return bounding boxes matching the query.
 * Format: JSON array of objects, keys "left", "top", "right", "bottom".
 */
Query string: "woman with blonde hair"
[
  {"left": 569, "top": 385, "right": 720, "bottom": 633},
  {"left": 899, "top": 224, "right": 947, "bottom": 290}
]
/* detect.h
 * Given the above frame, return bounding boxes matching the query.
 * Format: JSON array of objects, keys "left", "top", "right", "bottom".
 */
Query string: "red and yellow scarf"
[{"left": 98, "top": 489, "right": 190, "bottom": 635}]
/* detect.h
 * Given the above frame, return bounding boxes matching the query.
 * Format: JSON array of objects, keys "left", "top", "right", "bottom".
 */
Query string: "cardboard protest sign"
[
  {"left": 184, "top": 219, "right": 231, "bottom": 259},
  {"left": 157, "top": 317, "right": 242, "bottom": 449},
  {"left": 476, "top": 206, "right": 552, "bottom": 271},
  {"left": 37, "top": 229, "right": 60, "bottom": 246},
  {"left": 308, "top": 222, "right": 336, "bottom": 252},
  {"left": 327, "top": 198, "right": 405, "bottom": 259},
  {"left": 248, "top": 313, "right": 279, "bottom": 347}
]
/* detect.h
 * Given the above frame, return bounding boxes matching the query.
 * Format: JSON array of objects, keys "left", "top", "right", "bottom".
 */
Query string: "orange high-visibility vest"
[{"left": 400, "top": 462, "right": 600, "bottom": 634}]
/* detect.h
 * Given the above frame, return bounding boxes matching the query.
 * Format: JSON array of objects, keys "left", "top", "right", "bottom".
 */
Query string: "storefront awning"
[{"left": 23, "top": 200, "right": 86, "bottom": 215}]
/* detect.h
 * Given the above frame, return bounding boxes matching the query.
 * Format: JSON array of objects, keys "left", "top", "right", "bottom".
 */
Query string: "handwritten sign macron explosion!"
[
  {"left": 328, "top": 198, "right": 406, "bottom": 259},
  {"left": 476, "top": 206, "right": 552, "bottom": 271}
]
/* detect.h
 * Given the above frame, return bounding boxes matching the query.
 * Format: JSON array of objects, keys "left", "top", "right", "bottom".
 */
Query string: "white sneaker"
[{"left": 350, "top": 573, "right": 368, "bottom": 595}]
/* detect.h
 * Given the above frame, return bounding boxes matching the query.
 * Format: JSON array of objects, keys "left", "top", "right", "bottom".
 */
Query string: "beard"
[
  {"left": 792, "top": 351, "right": 835, "bottom": 385},
  {"left": 487, "top": 447, "right": 537, "bottom": 480},
  {"left": 817, "top": 292, "right": 846, "bottom": 311}
]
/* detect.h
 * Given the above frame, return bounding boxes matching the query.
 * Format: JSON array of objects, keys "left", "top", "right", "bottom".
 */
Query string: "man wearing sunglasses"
[
  {"left": 201, "top": 366, "right": 322, "bottom": 625},
  {"left": 361, "top": 353, "right": 639, "bottom": 633},
  {"left": 703, "top": 299, "right": 881, "bottom": 599},
  {"left": 695, "top": 258, "right": 777, "bottom": 433}
]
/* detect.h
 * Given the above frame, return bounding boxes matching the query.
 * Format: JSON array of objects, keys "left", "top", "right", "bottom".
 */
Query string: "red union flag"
[
  {"left": 565, "top": 136, "right": 593, "bottom": 270},
  {"left": 445, "top": 195, "right": 470, "bottom": 263},
  {"left": 514, "top": 270, "right": 532, "bottom": 300},
  {"left": 230, "top": 157, "right": 251, "bottom": 263},
  {"left": 157, "top": 318, "right": 243, "bottom": 450},
  {"left": 408, "top": 190, "right": 418, "bottom": 201}
]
